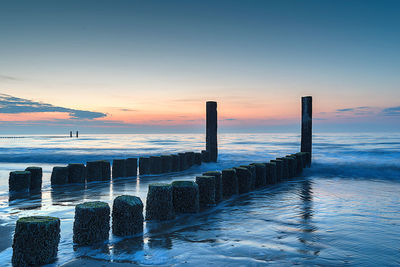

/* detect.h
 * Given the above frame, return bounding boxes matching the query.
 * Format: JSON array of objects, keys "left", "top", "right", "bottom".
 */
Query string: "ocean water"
[{"left": 0, "top": 133, "right": 399, "bottom": 266}]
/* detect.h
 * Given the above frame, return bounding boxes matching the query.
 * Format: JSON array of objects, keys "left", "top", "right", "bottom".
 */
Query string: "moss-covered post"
[
  {"left": 270, "top": 160, "right": 282, "bottom": 182},
  {"left": 9, "top": 171, "right": 31, "bottom": 193},
  {"left": 301, "top": 96, "right": 312, "bottom": 163},
  {"left": 203, "top": 171, "right": 222, "bottom": 203},
  {"left": 25, "top": 167, "right": 42, "bottom": 191},
  {"left": 51, "top": 167, "right": 68, "bottom": 185},
  {"left": 86, "top": 161, "right": 103, "bottom": 182},
  {"left": 67, "top": 164, "right": 85, "bottom": 184},
  {"left": 291, "top": 153, "right": 303, "bottom": 175},
  {"left": 113, "top": 159, "right": 127, "bottom": 178},
  {"left": 12, "top": 216, "right": 60, "bottom": 266},
  {"left": 240, "top": 165, "right": 256, "bottom": 190},
  {"left": 112, "top": 195, "right": 143, "bottom": 236},
  {"left": 150, "top": 156, "right": 162, "bottom": 174},
  {"left": 195, "top": 176, "right": 215, "bottom": 207},
  {"left": 233, "top": 167, "right": 252, "bottom": 194},
  {"left": 145, "top": 183, "right": 175, "bottom": 221},
  {"left": 250, "top": 163, "right": 267, "bottom": 188},
  {"left": 126, "top": 158, "right": 138, "bottom": 177},
  {"left": 264, "top": 162, "right": 277, "bottom": 184},
  {"left": 172, "top": 181, "right": 199, "bottom": 213},
  {"left": 277, "top": 157, "right": 289, "bottom": 180},
  {"left": 285, "top": 156, "right": 297, "bottom": 178},
  {"left": 139, "top": 157, "right": 150, "bottom": 175},
  {"left": 221, "top": 169, "right": 238, "bottom": 198},
  {"left": 161, "top": 155, "right": 173, "bottom": 173},
  {"left": 73, "top": 201, "right": 110, "bottom": 245},
  {"left": 171, "top": 155, "right": 180, "bottom": 172},
  {"left": 100, "top": 160, "right": 111, "bottom": 181},
  {"left": 178, "top": 153, "right": 187, "bottom": 171},
  {"left": 206, "top": 101, "right": 218, "bottom": 162}
]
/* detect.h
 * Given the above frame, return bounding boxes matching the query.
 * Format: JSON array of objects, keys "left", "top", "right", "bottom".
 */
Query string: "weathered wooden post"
[
  {"left": 69, "top": 131, "right": 72, "bottom": 138},
  {"left": 206, "top": 101, "right": 218, "bottom": 162},
  {"left": 12, "top": 216, "right": 60, "bottom": 266},
  {"left": 76, "top": 131, "right": 79, "bottom": 138},
  {"left": 301, "top": 96, "right": 312, "bottom": 162}
]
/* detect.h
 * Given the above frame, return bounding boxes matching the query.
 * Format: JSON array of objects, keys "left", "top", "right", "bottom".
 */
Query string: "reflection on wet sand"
[
  {"left": 147, "top": 234, "right": 173, "bottom": 250},
  {"left": 51, "top": 184, "right": 86, "bottom": 205},
  {"left": 297, "top": 179, "right": 320, "bottom": 256},
  {"left": 113, "top": 235, "right": 144, "bottom": 255},
  {"left": 9, "top": 191, "right": 42, "bottom": 210}
]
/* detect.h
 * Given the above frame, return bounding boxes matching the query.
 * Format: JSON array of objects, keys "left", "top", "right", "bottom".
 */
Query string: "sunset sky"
[{"left": 1, "top": 0, "right": 399, "bottom": 133}]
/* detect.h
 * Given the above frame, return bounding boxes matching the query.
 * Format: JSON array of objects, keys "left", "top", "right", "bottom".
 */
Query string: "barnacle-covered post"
[
  {"left": 221, "top": 169, "right": 238, "bottom": 198},
  {"left": 12, "top": 216, "right": 60, "bottom": 266},
  {"left": 250, "top": 163, "right": 267, "bottom": 188},
  {"left": 195, "top": 176, "right": 215, "bottom": 207},
  {"left": 139, "top": 157, "right": 150, "bottom": 175},
  {"left": 233, "top": 167, "right": 252, "bottom": 194},
  {"left": 112, "top": 159, "right": 127, "bottom": 178},
  {"left": 73, "top": 201, "right": 110, "bottom": 245},
  {"left": 9, "top": 171, "right": 31, "bottom": 193},
  {"left": 145, "top": 183, "right": 175, "bottom": 221},
  {"left": 25, "top": 166, "right": 42, "bottom": 191},
  {"left": 86, "top": 161, "right": 103, "bottom": 182},
  {"left": 126, "top": 158, "right": 138, "bottom": 177},
  {"left": 240, "top": 165, "right": 256, "bottom": 190},
  {"left": 264, "top": 162, "right": 277, "bottom": 184},
  {"left": 112, "top": 195, "right": 143, "bottom": 236},
  {"left": 51, "top": 167, "right": 68, "bottom": 185},
  {"left": 67, "top": 164, "right": 85, "bottom": 183},
  {"left": 172, "top": 181, "right": 199, "bottom": 213},
  {"left": 202, "top": 171, "right": 222, "bottom": 203}
]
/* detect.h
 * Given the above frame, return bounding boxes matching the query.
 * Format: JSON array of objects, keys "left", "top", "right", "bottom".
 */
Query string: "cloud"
[
  {"left": 382, "top": 106, "right": 400, "bottom": 116},
  {"left": 119, "top": 108, "right": 137, "bottom": 112},
  {"left": 335, "top": 106, "right": 377, "bottom": 117},
  {"left": 336, "top": 108, "right": 354, "bottom": 112},
  {"left": 0, "top": 74, "right": 22, "bottom": 81},
  {"left": 0, "top": 93, "right": 106, "bottom": 120}
]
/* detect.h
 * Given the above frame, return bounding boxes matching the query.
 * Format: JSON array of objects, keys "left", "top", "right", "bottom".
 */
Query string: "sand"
[{"left": 62, "top": 258, "right": 141, "bottom": 266}]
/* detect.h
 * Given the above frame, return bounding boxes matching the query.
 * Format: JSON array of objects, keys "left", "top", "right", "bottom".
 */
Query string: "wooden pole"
[
  {"left": 69, "top": 131, "right": 72, "bottom": 138},
  {"left": 206, "top": 101, "right": 218, "bottom": 162},
  {"left": 301, "top": 96, "right": 312, "bottom": 160},
  {"left": 76, "top": 131, "right": 79, "bottom": 138}
]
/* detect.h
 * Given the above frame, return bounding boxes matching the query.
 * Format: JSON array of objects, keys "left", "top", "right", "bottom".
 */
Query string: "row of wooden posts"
[
  {"left": 11, "top": 151, "right": 311, "bottom": 266},
  {"left": 9, "top": 96, "right": 313, "bottom": 266},
  {"left": 8, "top": 150, "right": 211, "bottom": 196}
]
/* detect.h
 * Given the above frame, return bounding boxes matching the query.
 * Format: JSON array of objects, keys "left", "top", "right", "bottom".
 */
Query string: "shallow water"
[{"left": 0, "top": 133, "right": 399, "bottom": 266}]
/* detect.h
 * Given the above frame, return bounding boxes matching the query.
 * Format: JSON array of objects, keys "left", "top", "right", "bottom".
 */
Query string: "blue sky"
[{"left": 0, "top": 0, "right": 399, "bottom": 133}]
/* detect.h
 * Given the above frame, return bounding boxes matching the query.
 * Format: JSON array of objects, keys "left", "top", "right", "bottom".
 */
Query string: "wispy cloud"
[
  {"left": 382, "top": 106, "right": 400, "bottom": 116},
  {"left": 119, "top": 108, "right": 137, "bottom": 112},
  {"left": 0, "top": 74, "right": 22, "bottom": 81},
  {"left": 0, "top": 93, "right": 106, "bottom": 120}
]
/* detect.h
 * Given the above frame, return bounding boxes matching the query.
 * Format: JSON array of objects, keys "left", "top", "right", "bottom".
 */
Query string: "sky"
[{"left": 0, "top": 0, "right": 399, "bottom": 134}]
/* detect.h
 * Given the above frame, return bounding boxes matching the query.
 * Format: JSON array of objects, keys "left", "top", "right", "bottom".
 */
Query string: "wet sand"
[
  {"left": 0, "top": 221, "right": 13, "bottom": 253},
  {"left": 62, "top": 259, "right": 141, "bottom": 266}
]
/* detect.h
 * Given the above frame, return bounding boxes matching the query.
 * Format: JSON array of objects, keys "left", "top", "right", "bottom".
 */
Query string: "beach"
[{"left": 0, "top": 133, "right": 400, "bottom": 266}]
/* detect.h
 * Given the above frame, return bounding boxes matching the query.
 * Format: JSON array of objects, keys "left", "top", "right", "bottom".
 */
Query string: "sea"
[{"left": 0, "top": 133, "right": 399, "bottom": 266}]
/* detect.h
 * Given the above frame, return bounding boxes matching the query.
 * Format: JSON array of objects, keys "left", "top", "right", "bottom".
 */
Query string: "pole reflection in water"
[{"left": 297, "top": 178, "right": 320, "bottom": 256}]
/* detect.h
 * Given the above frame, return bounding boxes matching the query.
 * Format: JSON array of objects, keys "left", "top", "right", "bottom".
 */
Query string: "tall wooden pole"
[
  {"left": 206, "top": 101, "right": 218, "bottom": 162},
  {"left": 301, "top": 96, "right": 312, "bottom": 159}
]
